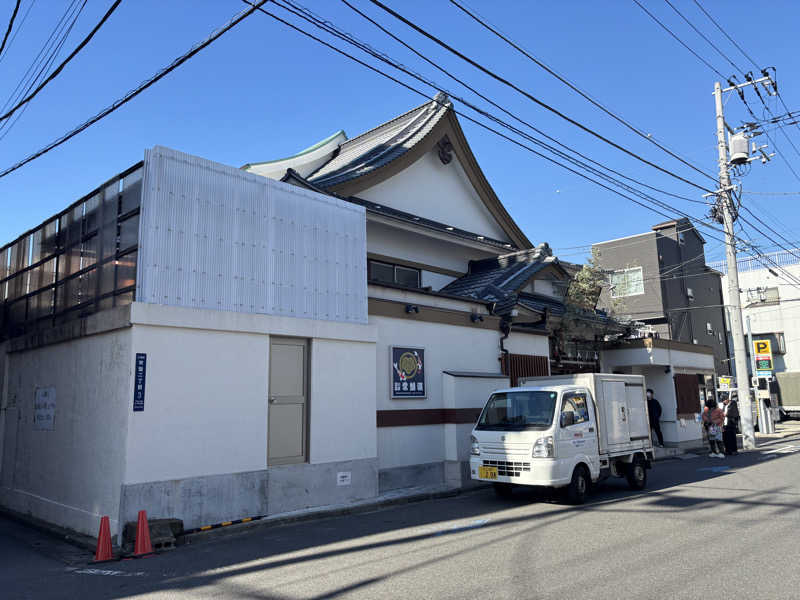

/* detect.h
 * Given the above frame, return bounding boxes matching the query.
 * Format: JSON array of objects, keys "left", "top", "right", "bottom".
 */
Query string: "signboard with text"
[
  {"left": 391, "top": 347, "right": 426, "bottom": 398},
  {"left": 133, "top": 353, "right": 147, "bottom": 412},
  {"left": 33, "top": 387, "right": 56, "bottom": 431},
  {"left": 753, "top": 339, "right": 773, "bottom": 375}
]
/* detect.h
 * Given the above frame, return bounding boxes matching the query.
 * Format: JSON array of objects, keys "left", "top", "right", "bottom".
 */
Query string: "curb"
[{"left": 178, "top": 485, "right": 486, "bottom": 546}]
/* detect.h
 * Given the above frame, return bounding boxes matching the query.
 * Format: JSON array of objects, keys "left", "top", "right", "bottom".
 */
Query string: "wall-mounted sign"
[
  {"left": 753, "top": 339, "right": 773, "bottom": 374},
  {"left": 718, "top": 376, "right": 731, "bottom": 391},
  {"left": 133, "top": 353, "right": 147, "bottom": 412},
  {"left": 391, "top": 347, "right": 426, "bottom": 398},
  {"left": 33, "top": 387, "right": 56, "bottom": 431}
]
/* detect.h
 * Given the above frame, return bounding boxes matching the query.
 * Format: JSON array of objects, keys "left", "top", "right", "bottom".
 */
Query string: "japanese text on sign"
[
  {"left": 133, "top": 353, "right": 147, "bottom": 412},
  {"left": 33, "top": 387, "right": 56, "bottom": 431},
  {"left": 391, "top": 347, "right": 426, "bottom": 398}
]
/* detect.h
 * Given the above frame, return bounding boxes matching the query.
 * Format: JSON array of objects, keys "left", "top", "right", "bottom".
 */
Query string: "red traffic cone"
[
  {"left": 133, "top": 510, "right": 154, "bottom": 557},
  {"left": 93, "top": 516, "right": 115, "bottom": 562}
]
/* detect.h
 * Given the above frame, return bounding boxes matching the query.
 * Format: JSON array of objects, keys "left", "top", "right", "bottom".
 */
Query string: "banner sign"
[
  {"left": 391, "top": 347, "right": 426, "bottom": 398},
  {"left": 133, "top": 353, "right": 147, "bottom": 412},
  {"left": 33, "top": 387, "right": 56, "bottom": 431},
  {"left": 753, "top": 339, "right": 773, "bottom": 373},
  {"left": 717, "top": 376, "right": 731, "bottom": 391}
]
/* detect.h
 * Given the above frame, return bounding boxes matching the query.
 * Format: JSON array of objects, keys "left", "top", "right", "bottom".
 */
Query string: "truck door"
[
  {"left": 557, "top": 390, "right": 598, "bottom": 478},
  {"left": 602, "top": 380, "right": 631, "bottom": 448}
]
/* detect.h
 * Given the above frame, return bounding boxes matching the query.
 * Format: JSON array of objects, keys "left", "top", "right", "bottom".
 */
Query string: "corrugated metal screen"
[
  {"left": 501, "top": 353, "right": 549, "bottom": 386},
  {"left": 136, "top": 146, "right": 367, "bottom": 324}
]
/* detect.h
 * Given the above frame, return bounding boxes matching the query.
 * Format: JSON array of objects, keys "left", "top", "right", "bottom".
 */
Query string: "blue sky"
[{"left": 2, "top": 0, "right": 799, "bottom": 265}]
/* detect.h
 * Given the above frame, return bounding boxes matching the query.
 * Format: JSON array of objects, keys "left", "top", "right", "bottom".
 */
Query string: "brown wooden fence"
[{"left": 500, "top": 353, "right": 550, "bottom": 386}]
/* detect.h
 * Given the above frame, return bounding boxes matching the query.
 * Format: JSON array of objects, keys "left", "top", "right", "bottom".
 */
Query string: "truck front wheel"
[
  {"left": 566, "top": 465, "right": 589, "bottom": 504},
  {"left": 625, "top": 455, "right": 647, "bottom": 491}
]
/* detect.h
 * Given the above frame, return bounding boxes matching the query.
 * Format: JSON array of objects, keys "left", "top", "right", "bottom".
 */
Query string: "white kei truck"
[{"left": 470, "top": 373, "right": 655, "bottom": 503}]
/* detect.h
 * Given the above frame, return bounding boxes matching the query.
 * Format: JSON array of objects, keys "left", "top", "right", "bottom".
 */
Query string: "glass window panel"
[
  {"left": 394, "top": 266, "right": 420, "bottom": 288},
  {"left": 67, "top": 241, "right": 82, "bottom": 276},
  {"left": 119, "top": 214, "right": 139, "bottom": 251},
  {"left": 10, "top": 238, "right": 27, "bottom": 275},
  {"left": 31, "top": 228, "right": 43, "bottom": 264},
  {"left": 84, "top": 193, "right": 101, "bottom": 235},
  {"left": 36, "top": 288, "right": 54, "bottom": 320},
  {"left": 0, "top": 247, "right": 8, "bottom": 282},
  {"left": 7, "top": 272, "right": 25, "bottom": 301},
  {"left": 27, "top": 263, "right": 43, "bottom": 295},
  {"left": 80, "top": 267, "right": 97, "bottom": 306},
  {"left": 99, "top": 261, "right": 116, "bottom": 296},
  {"left": 121, "top": 168, "right": 143, "bottom": 214},
  {"left": 42, "top": 219, "right": 58, "bottom": 256},
  {"left": 116, "top": 251, "right": 137, "bottom": 290},
  {"left": 368, "top": 261, "right": 394, "bottom": 284},
  {"left": 610, "top": 267, "right": 644, "bottom": 298},
  {"left": 103, "top": 181, "right": 120, "bottom": 222},
  {"left": 64, "top": 277, "right": 81, "bottom": 309},
  {"left": 115, "top": 290, "right": 134, "bottom": 307},
  {"left": 101, "top": 216, "right": 118, "bottom": 260},
  {"left": 82, "top": 233, "right": 98, "bottom": 269}
]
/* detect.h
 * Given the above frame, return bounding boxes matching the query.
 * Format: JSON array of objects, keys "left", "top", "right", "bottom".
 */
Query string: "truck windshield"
[{"left": 476, "top": 391, "right": 558, "bottom": 430}]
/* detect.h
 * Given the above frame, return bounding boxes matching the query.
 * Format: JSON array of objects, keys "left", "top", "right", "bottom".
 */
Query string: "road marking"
[
  {"left": 418, "top": 519, "right": 490, "bottom": 537},
  {"left": 696, "top": 466, "right": 731, "bottom": 473},
  {"left": 70, "top": 568, "right": 147, "bottom": 577},
  {"left": 764, "top": 445, "right": 798, "bottom": 454}
]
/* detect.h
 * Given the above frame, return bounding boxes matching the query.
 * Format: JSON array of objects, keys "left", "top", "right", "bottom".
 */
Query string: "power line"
[
  {"left": 691, "top": 0, "right": 760, "bottom": 71},
  {"left": 0, "top": 0, "right": 21, "bottom": 59},
  {"left": 447, "top": 0, "right": 718, "bottom": 184},
  {"left": 0, "top": 0, "right": 35, "bottom": 66},
  {"left": 631, "top": 0, "right": 726, "bottom": 80},
  {"left": 662, "top": 0, "right": 743, "bottom": 74},
  {"left": 255, "top": 0, "right": 800, "bottom": 289},
  {"left": 339, "top": 0, "right": 707, "bottom": 207},
  {"left": 278, "top": 0, "right": 718, "bottom": 227},
  {"left": 0, "top": 0, "right": 267, "bottom": 179},
  {"left": 366, "top": 0, "right": 716, "bottom": 194},
  {"left": 0, "top": 0, "right": 123, "bottom": 125}
]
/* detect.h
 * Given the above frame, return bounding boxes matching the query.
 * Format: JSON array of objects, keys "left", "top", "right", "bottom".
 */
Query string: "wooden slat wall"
[{"left": 501, "top": 353, "right": 549, "bottom": 387}]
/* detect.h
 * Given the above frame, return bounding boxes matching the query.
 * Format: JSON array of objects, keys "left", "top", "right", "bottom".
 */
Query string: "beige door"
[{"left": 268, "top": 337, "right": 308, "bottom": 466}]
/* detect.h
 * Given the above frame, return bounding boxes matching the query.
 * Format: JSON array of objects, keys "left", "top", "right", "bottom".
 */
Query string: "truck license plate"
[{"left": 479, "top": 466, "right": 498, "bottom": 480}]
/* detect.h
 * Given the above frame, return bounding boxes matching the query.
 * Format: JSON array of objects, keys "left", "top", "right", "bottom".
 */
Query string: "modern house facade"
[{"left": 593, "top": 218, "right": 730, "bottom": 375}]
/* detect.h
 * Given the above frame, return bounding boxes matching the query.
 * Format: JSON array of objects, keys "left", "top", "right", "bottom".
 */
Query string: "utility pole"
[
  {"left": 714, "top": 81, "right": 755, "bottom": 449},
  {"left": 711, "top": 75, "right": 776, "bottom": 449}
]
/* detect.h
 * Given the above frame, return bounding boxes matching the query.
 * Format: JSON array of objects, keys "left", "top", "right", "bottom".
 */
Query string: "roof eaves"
[{"left": 241, "top": 130, "right": 346, "bottom": 170}]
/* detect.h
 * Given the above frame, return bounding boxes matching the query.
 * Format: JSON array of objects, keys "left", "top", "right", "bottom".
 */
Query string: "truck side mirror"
[{"left": 561, "top": 412, "right": 575, "bottom": 428}]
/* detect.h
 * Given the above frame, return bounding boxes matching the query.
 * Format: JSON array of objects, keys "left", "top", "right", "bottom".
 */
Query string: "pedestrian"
[
  {"left": 646, "top": 389, "right": 664, "bottom": 447},
  {"left": 702, "top": 398, "right": 725, "bottom": 458},
  {"left": 723, "top": 394, "right": 739, "bottom": 455}
]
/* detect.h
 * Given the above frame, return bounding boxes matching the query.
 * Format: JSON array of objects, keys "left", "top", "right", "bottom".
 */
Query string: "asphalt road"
[{"left": 3, "top": 433, "right": 800, "bottom": 599}]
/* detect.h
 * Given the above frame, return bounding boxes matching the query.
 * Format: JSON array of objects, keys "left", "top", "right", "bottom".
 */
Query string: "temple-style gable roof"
[{"left": 243, "top": 93, "right": 531, "bottom": 249}]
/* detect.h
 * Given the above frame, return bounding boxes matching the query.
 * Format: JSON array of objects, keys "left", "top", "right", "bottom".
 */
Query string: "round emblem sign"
[{"left": 397, "top": 352, "right": 419, "bottom": 379}]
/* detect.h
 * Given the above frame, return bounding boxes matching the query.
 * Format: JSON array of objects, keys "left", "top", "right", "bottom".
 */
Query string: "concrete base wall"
[
  {"left": 379, "top": 461, "right": 444, "bottom": 493},
  {"left": 119, "top": 470, "right": 270, "bottom": 534},
  {"left": 268, "top": 458, "right": 378, "bottom": 515},
  {"left": 120, "top": 458, "right": 378, "bottom": 532}
]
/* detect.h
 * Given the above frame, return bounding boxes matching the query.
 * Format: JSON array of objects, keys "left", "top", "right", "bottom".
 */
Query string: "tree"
[{"left": 565, "top": 248, "right": 605, "bottom": 310}]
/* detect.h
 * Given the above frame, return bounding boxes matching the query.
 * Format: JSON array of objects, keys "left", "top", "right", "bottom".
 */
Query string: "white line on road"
[{"left": 69, "top": 567, "right": 147, "bottom": 577}]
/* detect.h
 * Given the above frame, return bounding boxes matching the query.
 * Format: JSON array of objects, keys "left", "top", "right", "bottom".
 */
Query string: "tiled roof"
[
  {"left": 307, "top": 93, "right": 451, "bottom": 189},
  {"left": 440, "top": 244, "right": 565, "bottom": 316}
]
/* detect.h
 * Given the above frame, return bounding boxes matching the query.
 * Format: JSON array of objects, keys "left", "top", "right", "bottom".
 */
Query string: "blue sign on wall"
[{"left": 133, "top": 353, "right": 147, "bottom": 412}]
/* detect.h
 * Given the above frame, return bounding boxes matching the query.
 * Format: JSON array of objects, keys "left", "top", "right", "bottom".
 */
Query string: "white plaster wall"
[
  {"left": 310, "top": 339, "right": 377, "bottom": 464},
  {"left": 422, "top": 270, "right": 457, "bottom": 291},
  {"left": 0, "top": 329, "right": 132, "bottom": 537},
  {"left": 504, "top": 332, "right": 550, "bottom": 357},
  {"left": 360, "top": 150, "right": 511, "bottom": 241},
  {"left": 443, "top": 375, "right": 509, "bottom": 462},
  {"left": 125, "top": 324, "right": 269, "bottom": 484},
  {"left": 372, "top": 316, "right": 502, "bottom": 411},
  {"left": 367, "top": 221, "right": 495, "bottom": 275},
  {"left": 378, "top": 425, "right": 444, "bottom": 470},
  {"left": 602, "top": 346, "right": 714, "bottom": 371}
]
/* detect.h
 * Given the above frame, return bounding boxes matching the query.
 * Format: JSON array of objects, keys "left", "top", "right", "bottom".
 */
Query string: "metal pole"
[
  {"left": 715, "top": 81, "right": 756, "bottom": 449},
  {"left": 746, "top": 316, "right": 756, "bottom": 381}
]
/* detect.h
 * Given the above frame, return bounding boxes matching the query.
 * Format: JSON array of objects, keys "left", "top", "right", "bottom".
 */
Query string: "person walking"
[
  {"left": 702, "top": 398, "right": 725, "bottom": 458},
  {"left": 723, "top": 394, "right": 740, "bottom": 455},
  {"left": 646, "top": 389, "right": 664, "bottom": 447}
]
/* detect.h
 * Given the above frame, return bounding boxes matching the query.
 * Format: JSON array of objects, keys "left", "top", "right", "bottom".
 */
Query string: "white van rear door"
[
  {"left": 603, "top": 380, "right": 631, "bottom": 447},
  {"left": 625, "top": 382, "right": 650, "bottom": 440}
]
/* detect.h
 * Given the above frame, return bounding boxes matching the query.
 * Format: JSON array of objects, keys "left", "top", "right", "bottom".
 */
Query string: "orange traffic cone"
[
  {"left": 133, "top": 510, "right": 154, "bottom": 557},
  {"left": 93, "top": 515, "right": 115, "bottom": 562}
]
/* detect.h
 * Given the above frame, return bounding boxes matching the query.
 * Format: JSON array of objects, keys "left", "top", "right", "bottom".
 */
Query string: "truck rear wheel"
[
  {"left": 625, "top": 455, "right": 647, "bottom": 491},
  {"left": 566, "top": 465, "right": 589, "bottom": 504},
  {"left": 493, "top": 483, "right": 513, "bottom": 498}
]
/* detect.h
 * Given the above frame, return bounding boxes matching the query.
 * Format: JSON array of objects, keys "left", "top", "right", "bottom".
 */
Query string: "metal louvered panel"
[{"left": 137, "top": 146, "right": 367, "bottom": 324}]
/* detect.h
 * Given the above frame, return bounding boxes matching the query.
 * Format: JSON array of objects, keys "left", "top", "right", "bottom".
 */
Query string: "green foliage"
[{"left": 566, "top": 248, "right": 604, "bottom": 310}]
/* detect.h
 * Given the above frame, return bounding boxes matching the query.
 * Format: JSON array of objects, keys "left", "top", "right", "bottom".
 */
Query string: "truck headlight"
[
  {"left": 533, "top": 435, "right": 554, "bottom": 458},
  {"left": 470, "top": 434, "right": 480, "bottom": 456}
]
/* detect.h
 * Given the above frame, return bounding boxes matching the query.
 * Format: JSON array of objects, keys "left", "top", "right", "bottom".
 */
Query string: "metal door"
[{"left": 268, "top": 337, "right": 307, "bottom": 466}]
